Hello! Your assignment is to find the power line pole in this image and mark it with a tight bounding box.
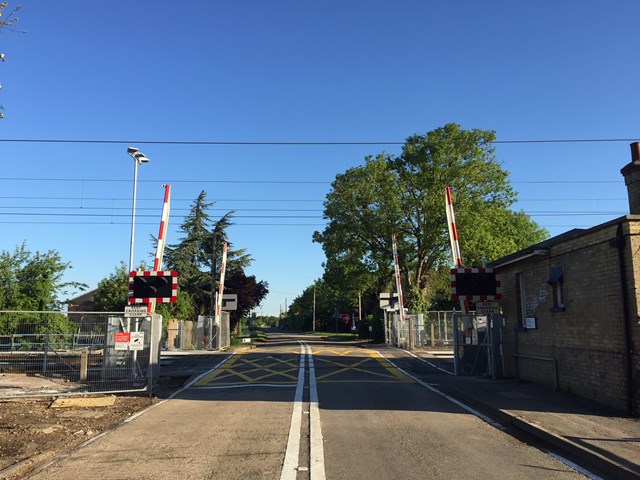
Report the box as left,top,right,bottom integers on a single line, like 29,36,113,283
313,286,316,332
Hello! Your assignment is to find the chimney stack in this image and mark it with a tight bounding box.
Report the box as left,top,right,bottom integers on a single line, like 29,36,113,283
621,142,640,215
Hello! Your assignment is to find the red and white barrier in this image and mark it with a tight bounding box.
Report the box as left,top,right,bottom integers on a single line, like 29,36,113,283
445,186,463,268
391,234,406,323
445,187,469,314
148,184,172,314
214,242,228,323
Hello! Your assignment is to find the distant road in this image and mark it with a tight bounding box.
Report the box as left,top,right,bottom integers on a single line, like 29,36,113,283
29,332,588,480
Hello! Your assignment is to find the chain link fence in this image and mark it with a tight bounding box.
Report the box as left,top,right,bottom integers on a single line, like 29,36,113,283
0,311,162,398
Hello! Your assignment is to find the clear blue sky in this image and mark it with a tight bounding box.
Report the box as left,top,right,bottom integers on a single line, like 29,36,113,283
1,1,638,315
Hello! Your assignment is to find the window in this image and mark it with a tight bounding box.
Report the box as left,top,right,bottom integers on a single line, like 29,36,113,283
548,265,565,311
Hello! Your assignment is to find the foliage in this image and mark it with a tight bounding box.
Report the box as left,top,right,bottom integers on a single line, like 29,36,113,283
162,191,251,316
225,269,268,332
155,291,195,323
0,243,87,311
94,191,267,324
93,260,150,312
93,262,129,312
313,123,548,310
287,278,380,333
0,311,77,337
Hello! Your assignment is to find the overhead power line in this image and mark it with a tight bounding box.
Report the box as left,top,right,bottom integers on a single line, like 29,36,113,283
0,195,324,202
0,195,625,203
0,177,622,185
0,177,330,184
0,137,639,145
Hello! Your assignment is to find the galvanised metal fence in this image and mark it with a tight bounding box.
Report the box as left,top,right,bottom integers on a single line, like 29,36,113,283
0,311,162,398
386,311,457,350
164,313,231,351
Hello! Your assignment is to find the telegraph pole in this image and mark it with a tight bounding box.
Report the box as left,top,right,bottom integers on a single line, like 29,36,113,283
313,286,316,332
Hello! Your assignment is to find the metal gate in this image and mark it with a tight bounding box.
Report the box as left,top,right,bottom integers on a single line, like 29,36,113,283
452,312,504,378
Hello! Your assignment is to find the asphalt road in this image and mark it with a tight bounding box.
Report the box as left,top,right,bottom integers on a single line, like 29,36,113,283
27,333,592,480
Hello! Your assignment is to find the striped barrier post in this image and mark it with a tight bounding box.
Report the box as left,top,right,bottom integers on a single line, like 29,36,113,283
445,187,470,315
391,234,406,324
214,242,228,327
149,184,172,314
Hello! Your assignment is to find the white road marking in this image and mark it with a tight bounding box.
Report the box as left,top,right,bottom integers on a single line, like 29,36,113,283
280,344,306,480
123,352,237,423
379,350,603,479
306,342,326,480
379,353,506,430
403,349,454,375
546,452,604,480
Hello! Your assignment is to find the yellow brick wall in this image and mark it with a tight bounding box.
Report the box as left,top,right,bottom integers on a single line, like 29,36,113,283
499,220,639,415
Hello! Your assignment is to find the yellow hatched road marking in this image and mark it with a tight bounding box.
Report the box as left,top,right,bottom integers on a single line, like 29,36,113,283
314,351,410,382
196,350,300,386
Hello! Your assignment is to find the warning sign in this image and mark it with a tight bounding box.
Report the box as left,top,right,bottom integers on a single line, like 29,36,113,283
114,332,130,351
130,332,144,351
475,301,501,315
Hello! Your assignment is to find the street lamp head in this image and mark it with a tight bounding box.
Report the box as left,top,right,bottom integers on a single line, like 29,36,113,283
129,149,150,164
134,153,150,163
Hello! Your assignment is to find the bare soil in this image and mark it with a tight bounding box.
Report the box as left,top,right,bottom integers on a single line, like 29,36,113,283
0,376,186,479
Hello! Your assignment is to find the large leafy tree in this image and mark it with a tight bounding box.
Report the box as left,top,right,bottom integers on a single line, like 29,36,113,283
314,124,548,310
0,243,86,310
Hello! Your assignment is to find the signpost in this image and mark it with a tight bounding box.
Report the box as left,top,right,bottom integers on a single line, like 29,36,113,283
124,305,149,318
475,301,501,315
217,293,238,311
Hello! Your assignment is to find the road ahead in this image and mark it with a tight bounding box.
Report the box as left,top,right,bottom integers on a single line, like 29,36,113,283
30,333,589,480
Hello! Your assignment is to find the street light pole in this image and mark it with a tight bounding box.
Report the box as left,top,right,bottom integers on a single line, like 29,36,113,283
127,147,150,274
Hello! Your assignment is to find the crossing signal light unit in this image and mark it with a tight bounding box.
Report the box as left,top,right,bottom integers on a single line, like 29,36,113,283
128,271,178,304
451,267,501,301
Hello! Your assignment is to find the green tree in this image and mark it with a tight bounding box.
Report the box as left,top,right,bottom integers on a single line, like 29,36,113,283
314,124,548,310
93,260,152,312
224,269,268,332
0,243,86,311
93,262,130,312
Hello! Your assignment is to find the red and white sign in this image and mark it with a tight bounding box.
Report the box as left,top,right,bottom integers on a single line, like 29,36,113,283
114,332,130,343
114,332,131,351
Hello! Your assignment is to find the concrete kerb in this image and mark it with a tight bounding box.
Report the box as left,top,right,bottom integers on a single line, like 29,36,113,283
435,381,638,480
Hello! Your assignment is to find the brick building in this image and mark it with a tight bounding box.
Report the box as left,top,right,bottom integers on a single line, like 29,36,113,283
488,144,640,416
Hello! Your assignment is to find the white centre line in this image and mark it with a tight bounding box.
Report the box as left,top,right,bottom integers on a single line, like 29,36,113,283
306,342,326,480
280,344,306,480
